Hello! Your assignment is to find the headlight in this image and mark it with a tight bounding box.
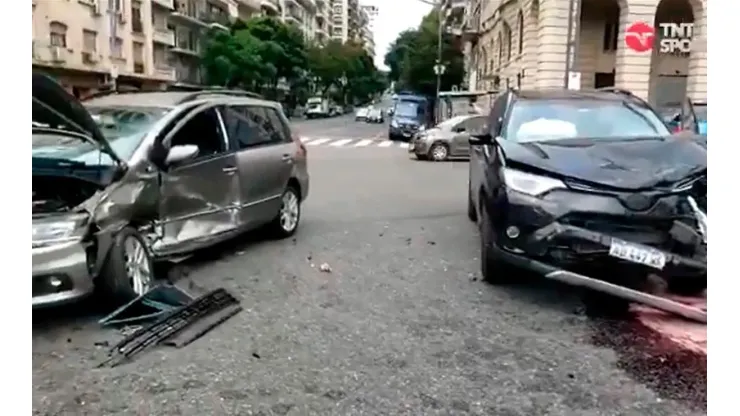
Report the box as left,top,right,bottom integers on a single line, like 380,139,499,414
32,214,88,247
390,119,399,128
502,168,566,197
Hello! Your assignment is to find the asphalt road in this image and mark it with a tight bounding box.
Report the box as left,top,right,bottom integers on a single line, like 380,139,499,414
32,113,705,416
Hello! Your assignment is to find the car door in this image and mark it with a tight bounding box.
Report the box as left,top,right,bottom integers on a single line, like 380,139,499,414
449,120,471,157
222,104,295,229
157,104,242,254
470,94,508,209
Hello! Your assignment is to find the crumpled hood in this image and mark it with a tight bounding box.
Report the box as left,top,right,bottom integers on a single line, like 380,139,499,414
32,72,124,166
499,137,707,190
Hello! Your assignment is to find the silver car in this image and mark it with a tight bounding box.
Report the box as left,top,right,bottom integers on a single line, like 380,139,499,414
32,73,309,308
408,115,488,161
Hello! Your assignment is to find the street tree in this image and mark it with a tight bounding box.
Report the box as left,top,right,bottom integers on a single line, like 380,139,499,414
384,10,464,95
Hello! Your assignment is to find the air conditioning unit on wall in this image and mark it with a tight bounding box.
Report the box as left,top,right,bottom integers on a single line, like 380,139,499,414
82,51,99,63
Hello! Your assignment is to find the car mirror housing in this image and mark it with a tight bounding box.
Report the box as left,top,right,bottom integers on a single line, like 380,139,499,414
469,133,493,145
165,144,199,165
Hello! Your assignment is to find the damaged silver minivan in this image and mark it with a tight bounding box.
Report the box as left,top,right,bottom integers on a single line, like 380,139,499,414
32,73,309,308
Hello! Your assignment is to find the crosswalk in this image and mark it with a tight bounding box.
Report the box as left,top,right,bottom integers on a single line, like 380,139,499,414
301,137,409,149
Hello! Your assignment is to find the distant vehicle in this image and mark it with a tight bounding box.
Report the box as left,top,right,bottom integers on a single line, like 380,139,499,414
468,88,706,307
408,114,487,161
388,94,430,141
355,107,369,121
305,97,333,118
32,73,310,308
436,90,498,123
365,108,384,123
386,106,394,117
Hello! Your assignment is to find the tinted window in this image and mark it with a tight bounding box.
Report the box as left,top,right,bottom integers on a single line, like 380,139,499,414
264,107,292,143
504,99,670,142
222,105,274,149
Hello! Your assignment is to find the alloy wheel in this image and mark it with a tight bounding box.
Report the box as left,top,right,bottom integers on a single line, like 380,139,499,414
280,190,300,232
123,235,152,295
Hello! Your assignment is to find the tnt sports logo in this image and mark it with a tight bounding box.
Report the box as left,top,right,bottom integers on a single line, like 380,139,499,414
625,21,693,53
625,22,655,52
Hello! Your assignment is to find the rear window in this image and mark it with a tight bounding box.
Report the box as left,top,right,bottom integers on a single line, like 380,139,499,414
504,99,670,142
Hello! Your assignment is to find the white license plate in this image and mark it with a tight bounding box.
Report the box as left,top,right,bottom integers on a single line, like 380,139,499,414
608,239,666,270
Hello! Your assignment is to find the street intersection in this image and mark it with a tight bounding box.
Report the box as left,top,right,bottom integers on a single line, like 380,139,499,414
32,111,706,416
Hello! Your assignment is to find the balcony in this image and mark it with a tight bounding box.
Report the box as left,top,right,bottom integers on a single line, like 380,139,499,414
32,42,69,65
201,11,231,31
260,0,280,14
152,0,175,9
155,66,177,81
170,3,208,27
170,37,200,57
153,28,176,46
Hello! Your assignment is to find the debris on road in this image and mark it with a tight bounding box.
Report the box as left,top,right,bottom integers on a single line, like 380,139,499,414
97,288,241,368
319,263,332,273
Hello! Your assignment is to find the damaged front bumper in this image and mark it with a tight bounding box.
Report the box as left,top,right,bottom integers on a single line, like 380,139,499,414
32,240,95,308
488,188,707,281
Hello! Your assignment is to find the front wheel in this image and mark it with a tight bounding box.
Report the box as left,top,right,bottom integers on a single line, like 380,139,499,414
268,185,301,238
98,227,155,305
429,142,449,162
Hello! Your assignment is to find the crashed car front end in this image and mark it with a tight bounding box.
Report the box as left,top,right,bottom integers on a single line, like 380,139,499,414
486,165,707,285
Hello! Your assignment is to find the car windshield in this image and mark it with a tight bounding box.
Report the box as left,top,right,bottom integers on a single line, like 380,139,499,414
436,115,470,130
395,101,422,118
32,106,168,165
504,99,670,143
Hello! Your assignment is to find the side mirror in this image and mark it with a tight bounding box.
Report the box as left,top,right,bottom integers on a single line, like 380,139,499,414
165,144,199,165
469,133,493,146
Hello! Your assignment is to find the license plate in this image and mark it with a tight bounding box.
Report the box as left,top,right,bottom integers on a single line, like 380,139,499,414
608,239,666,270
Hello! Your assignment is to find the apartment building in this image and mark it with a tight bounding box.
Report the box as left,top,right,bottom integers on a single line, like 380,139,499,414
281,0,318,42
32,0,261,96
457,0,706,106
314,0,330,44
359,4,377,56
330,0,362,43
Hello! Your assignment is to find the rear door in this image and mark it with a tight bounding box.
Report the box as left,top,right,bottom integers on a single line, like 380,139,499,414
222,104,295,229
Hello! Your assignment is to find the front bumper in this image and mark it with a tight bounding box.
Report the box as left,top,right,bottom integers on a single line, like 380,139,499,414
389,125,419,140
408,136,430,155
32,240,95,308
487,188,707,279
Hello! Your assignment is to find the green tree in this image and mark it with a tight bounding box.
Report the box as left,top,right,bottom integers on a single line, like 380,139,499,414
201,28,269,89
241,17,308,91
384,10,464,96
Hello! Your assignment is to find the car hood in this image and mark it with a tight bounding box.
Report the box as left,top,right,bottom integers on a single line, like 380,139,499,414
32,72,124,166
499,137,707,190
393,117,420,125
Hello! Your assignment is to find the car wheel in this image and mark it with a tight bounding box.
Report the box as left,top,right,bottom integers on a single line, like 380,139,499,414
98,226,155,306
467,181,477,222
268,185,301,238
415,154,428,161
429,142,449,162
479,202,514,285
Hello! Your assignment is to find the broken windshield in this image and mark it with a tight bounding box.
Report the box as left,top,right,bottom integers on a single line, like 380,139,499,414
32,107,167,165
505,99,670,143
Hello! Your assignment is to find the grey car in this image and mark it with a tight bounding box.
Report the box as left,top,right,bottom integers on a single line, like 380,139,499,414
32,73,309,308
408,115,488,161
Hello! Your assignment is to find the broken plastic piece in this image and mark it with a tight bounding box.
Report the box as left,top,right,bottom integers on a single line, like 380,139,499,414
98,285,194,327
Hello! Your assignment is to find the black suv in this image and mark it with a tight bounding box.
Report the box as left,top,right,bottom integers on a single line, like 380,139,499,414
467,88,707,298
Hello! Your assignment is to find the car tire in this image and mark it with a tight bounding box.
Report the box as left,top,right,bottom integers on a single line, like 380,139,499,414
467,182,477,222
479,202,515,285
429,142,449,162
98,226,155,306
268,185,301,238
415,154,428,161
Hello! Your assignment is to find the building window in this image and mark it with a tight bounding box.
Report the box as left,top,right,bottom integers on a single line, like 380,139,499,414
603,21,618,51
517,11,524,54
82,29,97,52
49,21,67,47
505,26,512,61
132,0,143,33
112,37,124,58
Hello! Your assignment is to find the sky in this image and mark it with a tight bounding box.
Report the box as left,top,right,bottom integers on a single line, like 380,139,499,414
366,0,434,71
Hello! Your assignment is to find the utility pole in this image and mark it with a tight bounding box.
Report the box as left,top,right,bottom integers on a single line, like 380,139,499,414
563,0,582,89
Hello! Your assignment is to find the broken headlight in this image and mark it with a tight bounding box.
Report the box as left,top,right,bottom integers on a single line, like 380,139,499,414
32,213,88,248
503,168,567,197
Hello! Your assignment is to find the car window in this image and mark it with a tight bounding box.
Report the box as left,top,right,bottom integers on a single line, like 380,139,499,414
168,107,227,160
264,107,292,143
503,99,670,142
487,94,508,136
222,105,275,150
465,116,488,134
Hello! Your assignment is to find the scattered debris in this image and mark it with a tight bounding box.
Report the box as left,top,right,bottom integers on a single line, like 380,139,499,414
252,352,261,359
97,288,241,368
427,241,436,245
319,263,332,273
99,285,193,327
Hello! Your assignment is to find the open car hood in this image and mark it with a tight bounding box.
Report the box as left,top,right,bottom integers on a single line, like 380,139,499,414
32,72,124,166
499,137,707,190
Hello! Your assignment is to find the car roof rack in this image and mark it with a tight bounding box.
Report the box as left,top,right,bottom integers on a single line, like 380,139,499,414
176,89,264,104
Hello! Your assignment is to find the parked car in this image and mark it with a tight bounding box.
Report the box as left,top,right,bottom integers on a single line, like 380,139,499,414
355,107,369,121
467,88,707,307
32,73,309,308
408,114,487,161
365,108,384,123
661,98,707,137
